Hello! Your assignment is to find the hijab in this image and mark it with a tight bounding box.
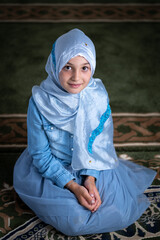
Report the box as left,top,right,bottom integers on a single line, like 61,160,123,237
32,29,118,170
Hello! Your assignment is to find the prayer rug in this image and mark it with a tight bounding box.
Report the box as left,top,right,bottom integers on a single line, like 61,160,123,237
0,183,160,240
0,151,160,239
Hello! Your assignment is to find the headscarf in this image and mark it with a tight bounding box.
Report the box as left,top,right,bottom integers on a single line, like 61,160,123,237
32,29,118,170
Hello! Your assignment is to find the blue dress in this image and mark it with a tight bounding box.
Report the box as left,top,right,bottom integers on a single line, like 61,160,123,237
13,98,156,236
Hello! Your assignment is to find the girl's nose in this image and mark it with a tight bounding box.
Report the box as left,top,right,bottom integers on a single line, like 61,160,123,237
72,69,80,81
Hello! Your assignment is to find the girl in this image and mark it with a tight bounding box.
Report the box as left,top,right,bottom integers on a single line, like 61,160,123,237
13,29,157,236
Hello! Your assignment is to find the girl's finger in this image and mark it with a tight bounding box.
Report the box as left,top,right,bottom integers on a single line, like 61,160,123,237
90,193,96,204
80,197,96,211
92,200,101,212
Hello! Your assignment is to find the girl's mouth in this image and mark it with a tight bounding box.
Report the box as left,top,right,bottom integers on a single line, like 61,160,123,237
68,84,81,88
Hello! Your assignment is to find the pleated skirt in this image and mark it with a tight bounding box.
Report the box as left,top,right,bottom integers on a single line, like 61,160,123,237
13,148,156,236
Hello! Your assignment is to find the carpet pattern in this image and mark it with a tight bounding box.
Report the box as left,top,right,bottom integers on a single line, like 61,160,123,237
0,113,160,148
0,113,160,238
0,4,160,22
0,157,160,239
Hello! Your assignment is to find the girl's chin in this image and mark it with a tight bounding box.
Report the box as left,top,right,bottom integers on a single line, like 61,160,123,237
68,89,81,94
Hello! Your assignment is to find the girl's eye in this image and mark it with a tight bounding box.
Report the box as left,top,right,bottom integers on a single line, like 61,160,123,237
82,66,88,71
64,65,71,70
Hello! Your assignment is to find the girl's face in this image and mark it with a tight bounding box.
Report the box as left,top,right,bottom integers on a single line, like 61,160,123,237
59,56,91,94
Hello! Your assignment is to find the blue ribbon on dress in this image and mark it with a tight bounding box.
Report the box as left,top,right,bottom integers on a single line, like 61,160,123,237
88,103,111,154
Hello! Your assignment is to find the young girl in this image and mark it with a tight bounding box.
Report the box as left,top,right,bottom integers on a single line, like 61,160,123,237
13,29,157,236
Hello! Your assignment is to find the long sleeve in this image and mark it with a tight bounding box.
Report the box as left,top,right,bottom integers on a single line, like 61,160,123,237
27,97,75,188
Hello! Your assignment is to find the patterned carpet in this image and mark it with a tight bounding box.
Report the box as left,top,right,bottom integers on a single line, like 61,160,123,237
0,113,160,148
0,113,160,239
0,3,160,22
0,155,160,240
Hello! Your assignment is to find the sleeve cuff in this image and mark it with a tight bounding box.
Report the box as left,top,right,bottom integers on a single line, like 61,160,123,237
53,170,75,188
79,169,100,180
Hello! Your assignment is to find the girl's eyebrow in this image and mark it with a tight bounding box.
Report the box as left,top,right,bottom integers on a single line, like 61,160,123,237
66,62,90,65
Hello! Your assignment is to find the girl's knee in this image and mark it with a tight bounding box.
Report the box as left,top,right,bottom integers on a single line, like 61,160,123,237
40,215,85,236
67,216,85,236
58,216,85,236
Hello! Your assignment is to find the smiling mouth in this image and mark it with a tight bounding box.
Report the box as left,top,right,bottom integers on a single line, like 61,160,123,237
68,83,82,88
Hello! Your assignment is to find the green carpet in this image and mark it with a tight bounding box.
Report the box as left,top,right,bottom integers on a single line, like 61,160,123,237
0,22,160,113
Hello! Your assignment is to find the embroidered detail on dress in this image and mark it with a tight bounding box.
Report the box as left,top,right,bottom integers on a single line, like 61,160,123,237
88,103,111,154
51,42,56,70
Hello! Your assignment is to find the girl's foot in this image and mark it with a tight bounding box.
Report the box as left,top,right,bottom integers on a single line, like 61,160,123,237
155,167,160,179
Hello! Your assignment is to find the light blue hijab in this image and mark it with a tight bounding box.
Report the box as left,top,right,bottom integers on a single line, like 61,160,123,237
32,29,118,170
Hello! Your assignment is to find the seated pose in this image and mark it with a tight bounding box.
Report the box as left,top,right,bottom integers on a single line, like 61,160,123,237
14,29,157,236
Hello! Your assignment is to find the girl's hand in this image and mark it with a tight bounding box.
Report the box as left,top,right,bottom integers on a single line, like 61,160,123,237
65,180,96,212
84,176,101,212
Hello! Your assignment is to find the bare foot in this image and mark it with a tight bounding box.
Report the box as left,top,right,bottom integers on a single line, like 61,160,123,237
155,167,160,179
